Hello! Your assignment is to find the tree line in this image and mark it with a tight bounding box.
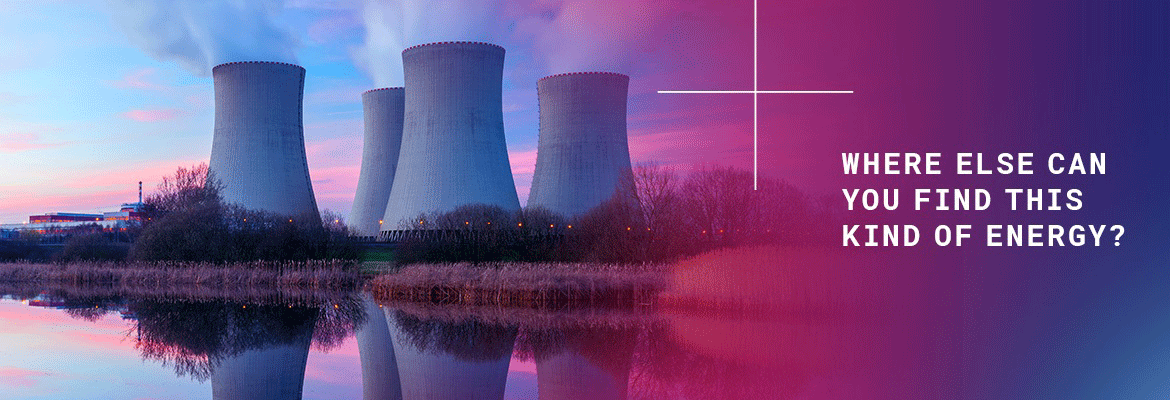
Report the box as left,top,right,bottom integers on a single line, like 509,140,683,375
394,164,839,264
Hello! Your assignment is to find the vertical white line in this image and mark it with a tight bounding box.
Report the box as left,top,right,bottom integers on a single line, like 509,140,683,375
753,0,759,190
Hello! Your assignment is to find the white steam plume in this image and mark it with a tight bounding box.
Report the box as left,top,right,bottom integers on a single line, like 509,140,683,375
353,0,504,87
108,0,300,76
518,0,669,75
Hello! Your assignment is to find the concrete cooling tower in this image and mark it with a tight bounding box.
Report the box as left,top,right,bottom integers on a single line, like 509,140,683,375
526,72,632,217
209,61,319,218
349,88,405,236
381,42,520,233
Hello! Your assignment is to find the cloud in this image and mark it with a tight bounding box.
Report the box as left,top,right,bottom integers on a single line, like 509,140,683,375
0,367,52,388
109,68,166,91
0,132,73,153
307,15,362,44
508,147,537,205
508,147,538,175
513,0,675,74
107,0,299,75
122,108,185,122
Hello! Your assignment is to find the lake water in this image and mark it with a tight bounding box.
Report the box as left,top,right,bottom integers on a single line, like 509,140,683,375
0,288,800,399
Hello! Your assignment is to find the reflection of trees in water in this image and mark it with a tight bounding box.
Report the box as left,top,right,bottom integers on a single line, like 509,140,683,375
58,295,123,322
130,297,364,381
388,310,517,361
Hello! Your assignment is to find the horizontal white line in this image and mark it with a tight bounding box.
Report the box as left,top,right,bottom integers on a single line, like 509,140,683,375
658,90,854,94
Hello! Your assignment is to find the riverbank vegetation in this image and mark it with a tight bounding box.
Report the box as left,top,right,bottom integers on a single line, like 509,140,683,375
370,262,665,308
392,164,838,264
0,260,363,291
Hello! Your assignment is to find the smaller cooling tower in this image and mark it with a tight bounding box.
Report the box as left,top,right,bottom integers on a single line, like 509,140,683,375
349,88,406,236
381,42,520,232
527,72,632,217
209,61,319,218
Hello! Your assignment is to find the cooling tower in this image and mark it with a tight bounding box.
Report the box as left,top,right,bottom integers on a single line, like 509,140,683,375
211,325,314,400
526,72,632,217
381,42,520,232
209,61,319,218
356,294,402,400
386,312,515,400
349,88,406,236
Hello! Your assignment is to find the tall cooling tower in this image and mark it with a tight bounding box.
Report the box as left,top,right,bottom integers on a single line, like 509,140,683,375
527,72,632,217
209,61,319,218
349,88,405,236
381,42,520,232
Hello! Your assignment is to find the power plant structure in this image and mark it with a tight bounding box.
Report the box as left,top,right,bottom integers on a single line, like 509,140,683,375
526,72,633,217
380,42,520,234
349,87,406,236
209,61,319,218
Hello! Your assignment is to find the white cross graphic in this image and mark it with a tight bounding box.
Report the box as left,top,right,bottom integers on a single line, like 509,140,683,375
658,0,854,189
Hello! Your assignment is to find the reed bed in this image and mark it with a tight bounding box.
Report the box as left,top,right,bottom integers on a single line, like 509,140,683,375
0,260,364,298
369,262,667,309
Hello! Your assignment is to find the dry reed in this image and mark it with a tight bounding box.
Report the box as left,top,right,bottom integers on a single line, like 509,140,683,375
0,260,364,302
369,262,667,309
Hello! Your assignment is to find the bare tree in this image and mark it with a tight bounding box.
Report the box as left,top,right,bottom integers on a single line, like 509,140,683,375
145,163,221,215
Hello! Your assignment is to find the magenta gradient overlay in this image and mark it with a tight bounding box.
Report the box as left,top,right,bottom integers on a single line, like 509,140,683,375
654,0,1170,398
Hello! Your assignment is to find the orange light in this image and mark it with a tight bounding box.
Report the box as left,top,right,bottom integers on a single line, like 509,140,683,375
289,219,293,222
518,223,523,227
626,227,631,231
378,220,383,224
549,224,554,228
567,225,572,229
465,221,469,225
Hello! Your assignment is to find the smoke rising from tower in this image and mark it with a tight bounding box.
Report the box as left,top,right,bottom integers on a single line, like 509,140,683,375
109,0,298,75
354,0,504,87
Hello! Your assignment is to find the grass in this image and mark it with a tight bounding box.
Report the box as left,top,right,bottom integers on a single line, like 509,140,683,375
369,262,667,309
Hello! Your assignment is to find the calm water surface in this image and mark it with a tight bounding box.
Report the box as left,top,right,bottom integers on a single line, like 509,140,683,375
0,288,798,399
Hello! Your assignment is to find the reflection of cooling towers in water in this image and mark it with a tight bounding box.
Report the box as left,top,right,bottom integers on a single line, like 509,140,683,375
533,328,636,400
386,311,516,400
209,61,319,217
527,72,632,217
381,42,520,232
211,336,314,400
349,88,406,236
355,295,402,400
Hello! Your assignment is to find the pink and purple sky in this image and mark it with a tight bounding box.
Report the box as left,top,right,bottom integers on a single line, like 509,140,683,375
0,0,861,223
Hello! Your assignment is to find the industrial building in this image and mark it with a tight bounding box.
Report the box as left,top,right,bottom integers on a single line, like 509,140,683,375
527,72,634,217
209,61,319,219
0,202,145,238
348,88,405,237
380,42,521,234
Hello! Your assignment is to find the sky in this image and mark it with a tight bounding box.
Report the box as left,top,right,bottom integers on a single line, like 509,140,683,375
0,0,861,223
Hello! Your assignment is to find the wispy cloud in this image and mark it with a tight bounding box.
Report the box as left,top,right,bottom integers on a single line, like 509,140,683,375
109,67,166,91
0,132,73,153
122,108,186,122
508,147,538,175
0,367,52,388
508,147,537,205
